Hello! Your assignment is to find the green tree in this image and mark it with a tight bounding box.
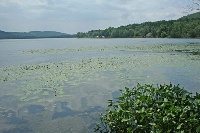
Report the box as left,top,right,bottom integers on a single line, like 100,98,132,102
77,12,200,38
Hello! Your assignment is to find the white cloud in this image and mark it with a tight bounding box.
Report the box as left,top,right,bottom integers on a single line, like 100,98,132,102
0,0,193,33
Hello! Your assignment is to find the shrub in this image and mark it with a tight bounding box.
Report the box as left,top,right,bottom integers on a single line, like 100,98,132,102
94,84,200,133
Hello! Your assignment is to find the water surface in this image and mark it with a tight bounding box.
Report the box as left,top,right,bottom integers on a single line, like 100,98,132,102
0,38,200,133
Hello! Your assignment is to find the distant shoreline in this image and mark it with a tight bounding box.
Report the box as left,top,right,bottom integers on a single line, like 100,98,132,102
0,36,77,40
1,37,200,40
0,30,77,39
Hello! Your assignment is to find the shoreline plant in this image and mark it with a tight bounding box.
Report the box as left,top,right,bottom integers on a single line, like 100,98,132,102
94,83,200,133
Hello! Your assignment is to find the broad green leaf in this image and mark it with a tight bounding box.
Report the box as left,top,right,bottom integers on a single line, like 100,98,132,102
182,95,186,101
121,118,129,122
196,126,200,132
164,98,168,102
177,123,183,130
95,83,200,132
141,107,145,112
149,123,156,126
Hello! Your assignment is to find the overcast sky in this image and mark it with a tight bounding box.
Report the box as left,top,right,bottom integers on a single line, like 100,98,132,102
0,0,196,34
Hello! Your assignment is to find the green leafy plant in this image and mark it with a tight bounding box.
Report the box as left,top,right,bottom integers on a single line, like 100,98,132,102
94,84,200,133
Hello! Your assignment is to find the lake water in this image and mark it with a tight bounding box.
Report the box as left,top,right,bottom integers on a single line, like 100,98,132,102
0,38,200,133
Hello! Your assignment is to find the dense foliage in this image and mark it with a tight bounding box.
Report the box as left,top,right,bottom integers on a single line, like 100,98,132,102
78,12,200,38
95,84,200,133
180,11,200,19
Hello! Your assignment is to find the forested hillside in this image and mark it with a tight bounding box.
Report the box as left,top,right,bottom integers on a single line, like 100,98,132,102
0,31,76,39
180,11,200,19
0,30,17,39
77,12,200,38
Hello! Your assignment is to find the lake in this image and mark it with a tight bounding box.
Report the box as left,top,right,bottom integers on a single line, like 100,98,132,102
0,38,200,133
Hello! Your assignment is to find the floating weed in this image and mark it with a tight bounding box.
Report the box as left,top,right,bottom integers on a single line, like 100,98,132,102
57,90,64,95
20,43,200,56
20,96,30,102
29,96,39,101
37,98,54,103
46,99,54,103
38,98,46,103
1,43,200,102
42,91,50,96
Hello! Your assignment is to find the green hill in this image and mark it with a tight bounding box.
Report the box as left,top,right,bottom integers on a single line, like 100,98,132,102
77,11,200,38
0,31,76,39
0,30,17,39
179,11,200,19
26,31,70,38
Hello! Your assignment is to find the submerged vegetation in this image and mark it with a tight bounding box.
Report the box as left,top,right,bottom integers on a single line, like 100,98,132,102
95,84,200,133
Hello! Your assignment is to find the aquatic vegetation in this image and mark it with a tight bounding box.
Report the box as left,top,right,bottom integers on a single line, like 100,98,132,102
19,95,30,102
38,98,46,103
20,43,200,55
95,84,200,133
41,91,49,96
0,43,200,102
0,42,200,133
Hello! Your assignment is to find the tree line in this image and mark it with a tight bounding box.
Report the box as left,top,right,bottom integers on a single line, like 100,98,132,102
77,12,200,38
0,30,76,39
